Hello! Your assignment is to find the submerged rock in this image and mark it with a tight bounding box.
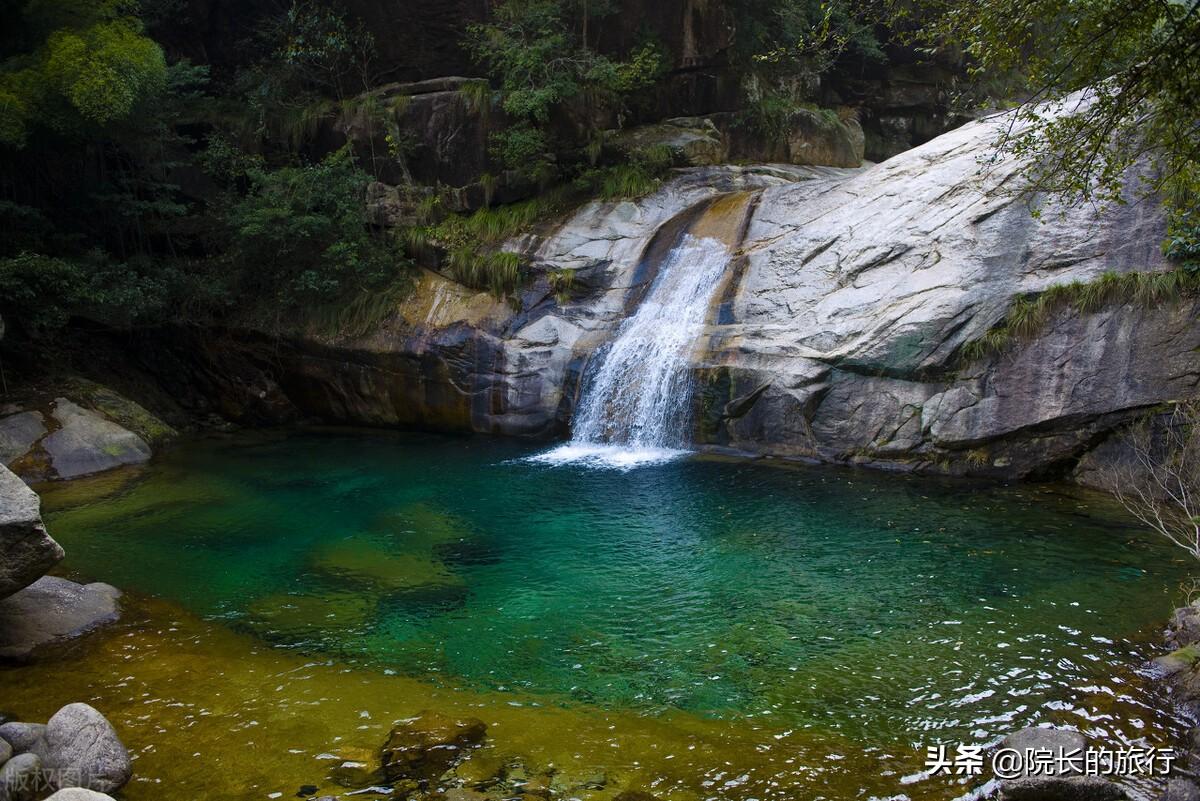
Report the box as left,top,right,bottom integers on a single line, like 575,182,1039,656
0,465,63,600
0,577,120,663
381,712,487,782
41,703,131,794
311,540,465,598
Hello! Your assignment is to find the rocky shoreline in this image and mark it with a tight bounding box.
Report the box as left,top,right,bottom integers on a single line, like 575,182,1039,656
0,464,130,800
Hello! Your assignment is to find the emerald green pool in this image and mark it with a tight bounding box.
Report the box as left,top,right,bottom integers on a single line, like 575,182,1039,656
39,429,1190,795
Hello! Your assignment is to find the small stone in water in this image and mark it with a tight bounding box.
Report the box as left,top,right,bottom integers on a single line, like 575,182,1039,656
296,785,318,797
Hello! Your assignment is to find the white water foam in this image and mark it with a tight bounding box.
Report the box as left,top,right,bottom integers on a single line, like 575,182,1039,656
532,234,731,470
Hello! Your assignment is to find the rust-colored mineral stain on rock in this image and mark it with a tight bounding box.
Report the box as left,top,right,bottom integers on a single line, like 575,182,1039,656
686,191,756,249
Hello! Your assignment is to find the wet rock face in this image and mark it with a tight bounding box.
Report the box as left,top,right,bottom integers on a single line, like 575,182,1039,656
0,465,63,600
142,166,799,442
380,712,487,782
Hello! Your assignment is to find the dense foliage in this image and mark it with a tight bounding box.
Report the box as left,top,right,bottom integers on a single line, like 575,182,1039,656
0,0,1196,350
0,0,403,341
466,0,667,178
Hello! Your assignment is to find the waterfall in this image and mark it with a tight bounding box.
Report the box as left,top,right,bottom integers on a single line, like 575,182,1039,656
533,233,734,469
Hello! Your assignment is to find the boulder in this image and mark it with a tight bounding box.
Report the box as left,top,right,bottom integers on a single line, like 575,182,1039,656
0,413,46,466
0,578,120,662
41,399,151,480
41,704,131,794
0,466,63,599
0,752,45,801
1168,603,1200,649
381,712,487,781
45,790,117,801
0,738,10,767
784,109,864,167
996,727,1124,801
0,724,44,757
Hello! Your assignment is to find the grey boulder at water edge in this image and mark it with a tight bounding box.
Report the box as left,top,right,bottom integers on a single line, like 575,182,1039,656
172,105,1194,482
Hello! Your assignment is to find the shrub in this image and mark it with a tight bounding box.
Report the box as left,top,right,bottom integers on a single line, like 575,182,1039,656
220,147,404,309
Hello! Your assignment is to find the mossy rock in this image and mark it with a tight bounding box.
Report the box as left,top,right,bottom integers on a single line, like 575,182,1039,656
61,377,177,446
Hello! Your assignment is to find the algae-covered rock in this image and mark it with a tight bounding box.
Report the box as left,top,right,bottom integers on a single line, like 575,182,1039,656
57,377,177,448
608,118,727,167
450,753,506,787
311,539,465,595
1153,644,1200,677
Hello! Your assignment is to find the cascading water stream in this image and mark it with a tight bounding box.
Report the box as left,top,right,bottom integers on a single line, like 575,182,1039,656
534,233,735,469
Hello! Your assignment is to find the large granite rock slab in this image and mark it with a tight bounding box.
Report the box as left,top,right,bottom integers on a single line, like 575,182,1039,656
0,465,63,599
40,399,151,480
0,577,120,662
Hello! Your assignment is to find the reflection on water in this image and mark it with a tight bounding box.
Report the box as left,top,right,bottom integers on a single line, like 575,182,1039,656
4,429,1190,800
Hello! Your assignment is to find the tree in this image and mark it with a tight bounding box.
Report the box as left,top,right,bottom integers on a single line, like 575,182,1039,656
466,0,665,174
217,146,401,310
0,1,168,147
895,0,1200,218
1099,403,1200,561
275,0,377,100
